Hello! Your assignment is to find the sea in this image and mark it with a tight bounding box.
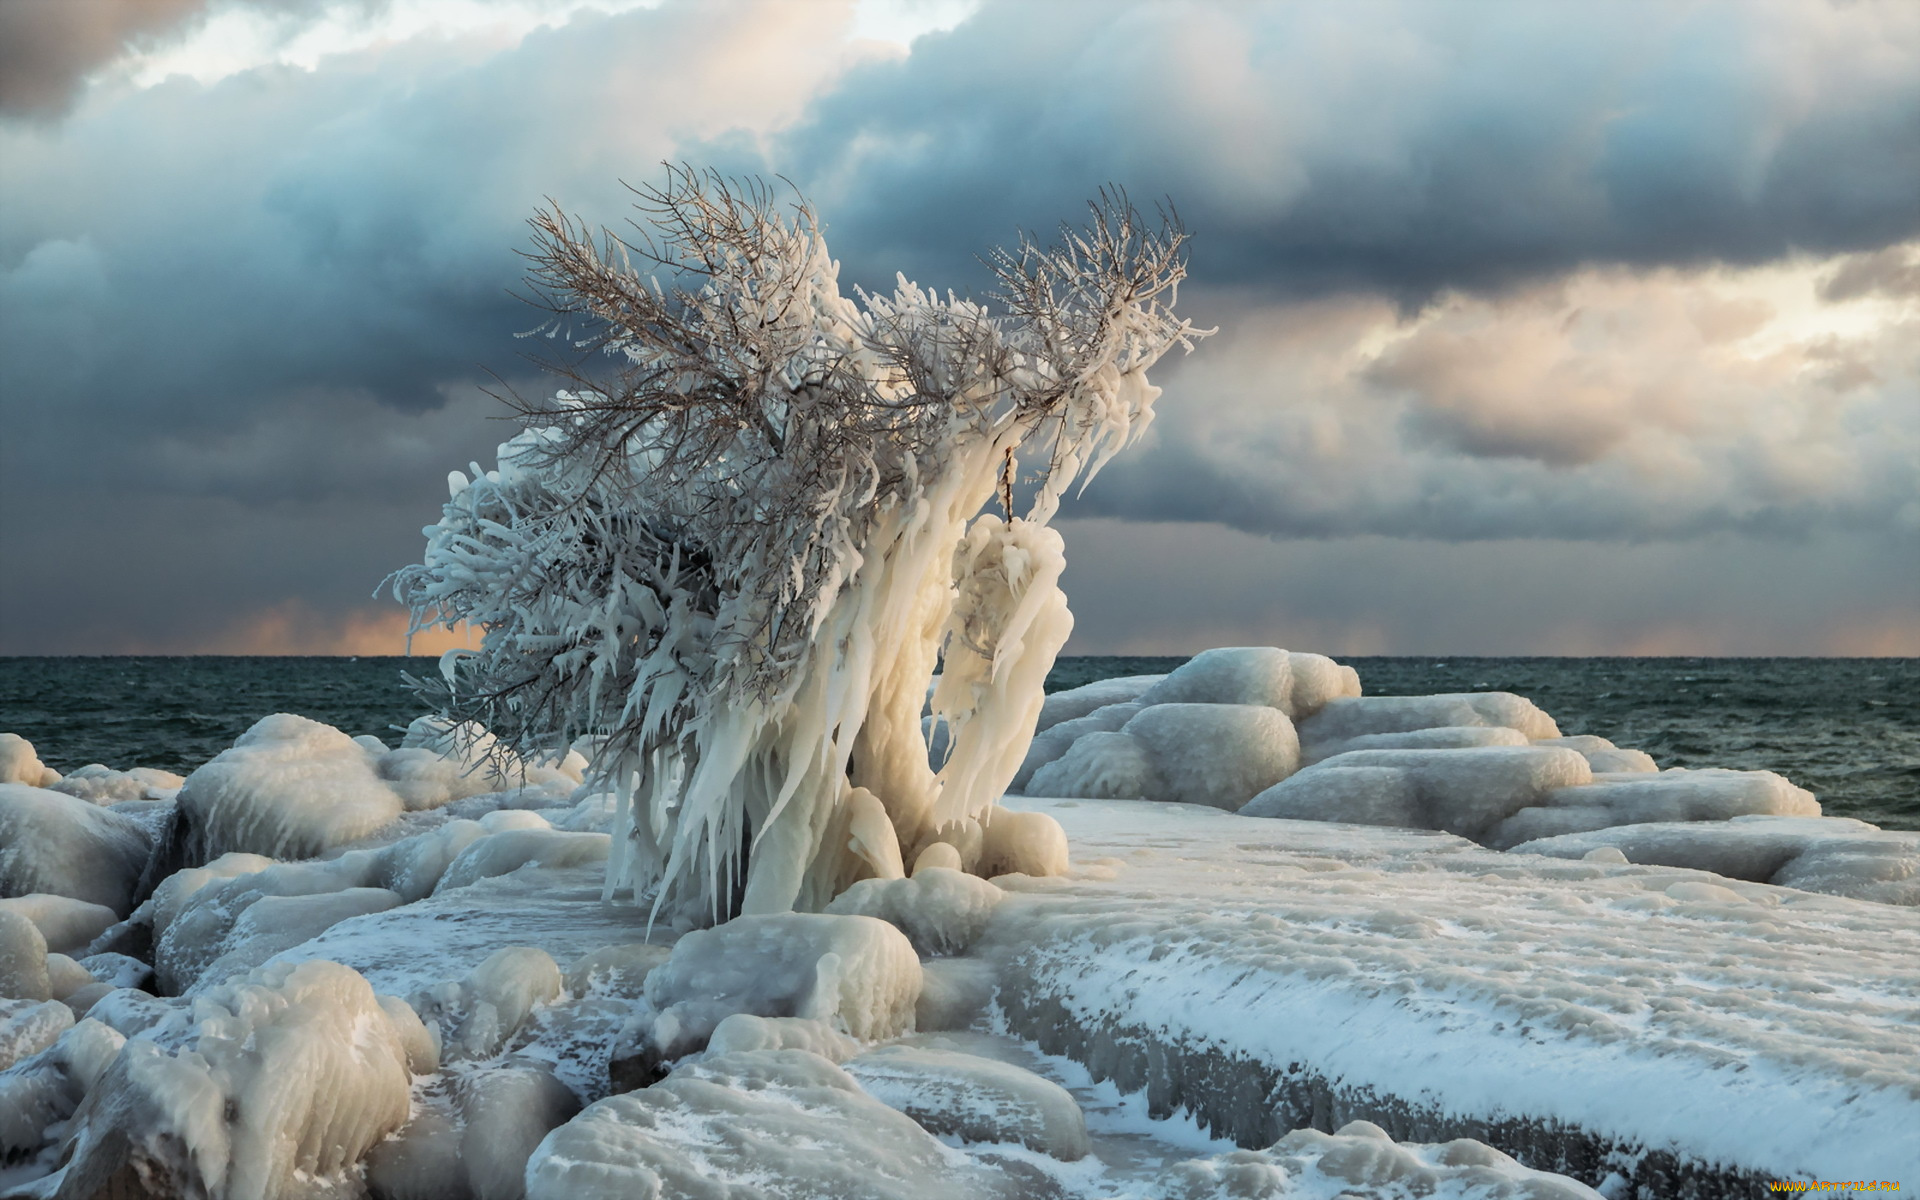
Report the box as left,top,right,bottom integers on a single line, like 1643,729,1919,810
2,655,1915,831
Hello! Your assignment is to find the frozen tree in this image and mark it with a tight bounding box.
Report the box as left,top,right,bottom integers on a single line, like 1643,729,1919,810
392,167,1205,922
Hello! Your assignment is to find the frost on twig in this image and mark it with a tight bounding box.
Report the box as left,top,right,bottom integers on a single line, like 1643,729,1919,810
391,165,1207,923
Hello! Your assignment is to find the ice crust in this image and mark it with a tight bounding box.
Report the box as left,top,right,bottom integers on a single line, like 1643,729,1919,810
984,796,1920,1188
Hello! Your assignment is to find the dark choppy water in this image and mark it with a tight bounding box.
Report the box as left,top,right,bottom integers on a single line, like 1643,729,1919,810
2,655,1915,830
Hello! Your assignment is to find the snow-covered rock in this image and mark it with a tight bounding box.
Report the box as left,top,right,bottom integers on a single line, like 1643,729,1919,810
526,1049,1013,1200
0,784,153,914
845,1043,1091,1159
1513,815,1920,906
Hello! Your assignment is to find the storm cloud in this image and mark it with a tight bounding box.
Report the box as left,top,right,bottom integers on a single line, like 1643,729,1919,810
2,0,1916,654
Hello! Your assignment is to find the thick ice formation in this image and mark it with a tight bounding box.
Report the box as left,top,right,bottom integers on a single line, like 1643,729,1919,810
48,765,184,807
983,796,1920,1187
1153,1120,1603,1200
845,1043,1091,1159
1514,815,1920,906
0,785,154,914
617,913,920,1083
0,737,60,789
1019,648,1356,808
825,866,1004,956
0,897,117,959
1243,745,1596,841
1487,768,1819,849
19,960,413,1200
526,1049,1012,1200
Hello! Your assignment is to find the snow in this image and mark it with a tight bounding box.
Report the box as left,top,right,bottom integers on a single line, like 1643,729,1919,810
982,795,1920,1185
1513,815,1920,906
0,785,154,915
845,1043,1093,1159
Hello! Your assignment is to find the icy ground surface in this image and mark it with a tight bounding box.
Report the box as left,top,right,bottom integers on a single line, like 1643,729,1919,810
985,796,1920,1185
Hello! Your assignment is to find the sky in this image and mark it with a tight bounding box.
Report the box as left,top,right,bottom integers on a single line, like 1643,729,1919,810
1,0,1916,656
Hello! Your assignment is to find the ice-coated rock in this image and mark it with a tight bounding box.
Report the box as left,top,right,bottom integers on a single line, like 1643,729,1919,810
1490,767,1820,849
1513,815,1920,906
0,784,154,914
433,828,611,894
49,764,185,806
914,958,998,1032
177,713,407,859
826,867,1004,956
1533,735,1659,774
1244,745,1593,842
705,1013,860,1061
1,908,51,1002
0,895,119,956
563,942,672,999
1155,1120,1602,1199
616,913,920,1085
1028,704,1300,810
412,945,564,1063
1299,692,1561,750
1012,701,1142,791
1034,674,1164,733
25,959,412,1200
977,807,1071,878
457,1063,581,1200
0,735,61,788
526,1049,1009,1200
1137,647,1295,710
845,1044,1091,1159
0,998,73,1070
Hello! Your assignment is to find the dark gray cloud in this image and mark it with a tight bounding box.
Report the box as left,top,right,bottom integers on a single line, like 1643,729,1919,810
769,0,1920,301
2,0,1917,654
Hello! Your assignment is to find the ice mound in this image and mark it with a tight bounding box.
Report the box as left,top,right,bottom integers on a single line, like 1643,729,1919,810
844,1044,1090,1160
1136,647,1359,718
49,765,185,806
173,714,584,864
706,1013,860,1061
0,735,61,788
1489,767,1820,849
22,959,412,1200
0,998,73,1069
411,945,563,1063
177,714,409,859
1155,1120,1601,1199
613,913,920,1087
1297,692,1560,759
1513,815,1920,906
0,784,154,914
1030,704,1298,810
1034,675,1163,732
0,1015,123,1169
1013,701,1142,791
1243,745,1594,842
1533,735,1658,774
0,896,118,957
526,1049,1009,1200
825,867,1004,955
433,828,610,894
